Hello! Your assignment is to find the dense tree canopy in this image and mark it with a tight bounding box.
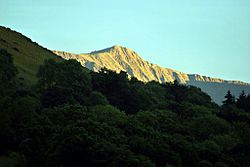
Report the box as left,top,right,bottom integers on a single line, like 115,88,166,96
37,59,92,107
0,50,250,167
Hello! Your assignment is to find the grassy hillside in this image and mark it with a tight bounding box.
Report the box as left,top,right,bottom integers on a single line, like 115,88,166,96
0,26,61,84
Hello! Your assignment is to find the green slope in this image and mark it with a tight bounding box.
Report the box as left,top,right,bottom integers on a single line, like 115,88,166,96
0,26,61,84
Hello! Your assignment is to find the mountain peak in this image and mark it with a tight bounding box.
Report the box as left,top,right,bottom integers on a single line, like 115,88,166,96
53,46,250,104
90,45,134,55
110,45,134,53
111,45,124,50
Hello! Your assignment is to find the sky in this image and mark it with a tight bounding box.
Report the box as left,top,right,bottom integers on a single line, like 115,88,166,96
1,0,250,82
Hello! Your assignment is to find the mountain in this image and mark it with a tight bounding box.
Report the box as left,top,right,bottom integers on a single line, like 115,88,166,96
0,26,61,84
1,26,249,104
54,45,250,104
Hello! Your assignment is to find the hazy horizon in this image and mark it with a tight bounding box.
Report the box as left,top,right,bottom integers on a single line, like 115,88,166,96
1,0,250,82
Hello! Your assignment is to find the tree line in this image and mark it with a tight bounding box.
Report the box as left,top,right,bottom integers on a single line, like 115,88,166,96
0,49,250,167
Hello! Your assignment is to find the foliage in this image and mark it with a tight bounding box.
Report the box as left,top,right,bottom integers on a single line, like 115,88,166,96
37,59,92,106
1,54,250,167
222,90,235,106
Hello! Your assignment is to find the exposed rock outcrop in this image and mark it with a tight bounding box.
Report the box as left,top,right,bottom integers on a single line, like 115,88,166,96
53,45,250,104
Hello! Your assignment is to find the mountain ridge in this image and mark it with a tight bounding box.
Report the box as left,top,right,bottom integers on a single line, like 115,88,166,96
53,45,250,85
53,45,250,104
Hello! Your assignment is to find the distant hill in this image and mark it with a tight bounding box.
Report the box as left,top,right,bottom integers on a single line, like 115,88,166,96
0,26,61,84
54,45,250,104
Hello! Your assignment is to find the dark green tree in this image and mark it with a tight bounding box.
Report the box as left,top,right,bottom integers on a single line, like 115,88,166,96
222,90,235,106
236,91,247,111
88,91,109,106
37,59,92,106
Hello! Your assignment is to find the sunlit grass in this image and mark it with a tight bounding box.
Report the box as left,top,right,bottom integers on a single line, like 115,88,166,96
0,26,61,85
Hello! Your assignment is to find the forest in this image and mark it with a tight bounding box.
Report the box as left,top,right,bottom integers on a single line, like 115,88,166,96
0,48,250,167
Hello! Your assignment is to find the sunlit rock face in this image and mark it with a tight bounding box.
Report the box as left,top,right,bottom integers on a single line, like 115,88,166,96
53,45,250,104
54,45,190,84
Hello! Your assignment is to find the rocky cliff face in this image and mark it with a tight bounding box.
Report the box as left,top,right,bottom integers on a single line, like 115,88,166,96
53,46,190,83
53,45,250,104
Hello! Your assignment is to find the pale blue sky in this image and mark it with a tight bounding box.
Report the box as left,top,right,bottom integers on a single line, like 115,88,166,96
1,0,250,82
